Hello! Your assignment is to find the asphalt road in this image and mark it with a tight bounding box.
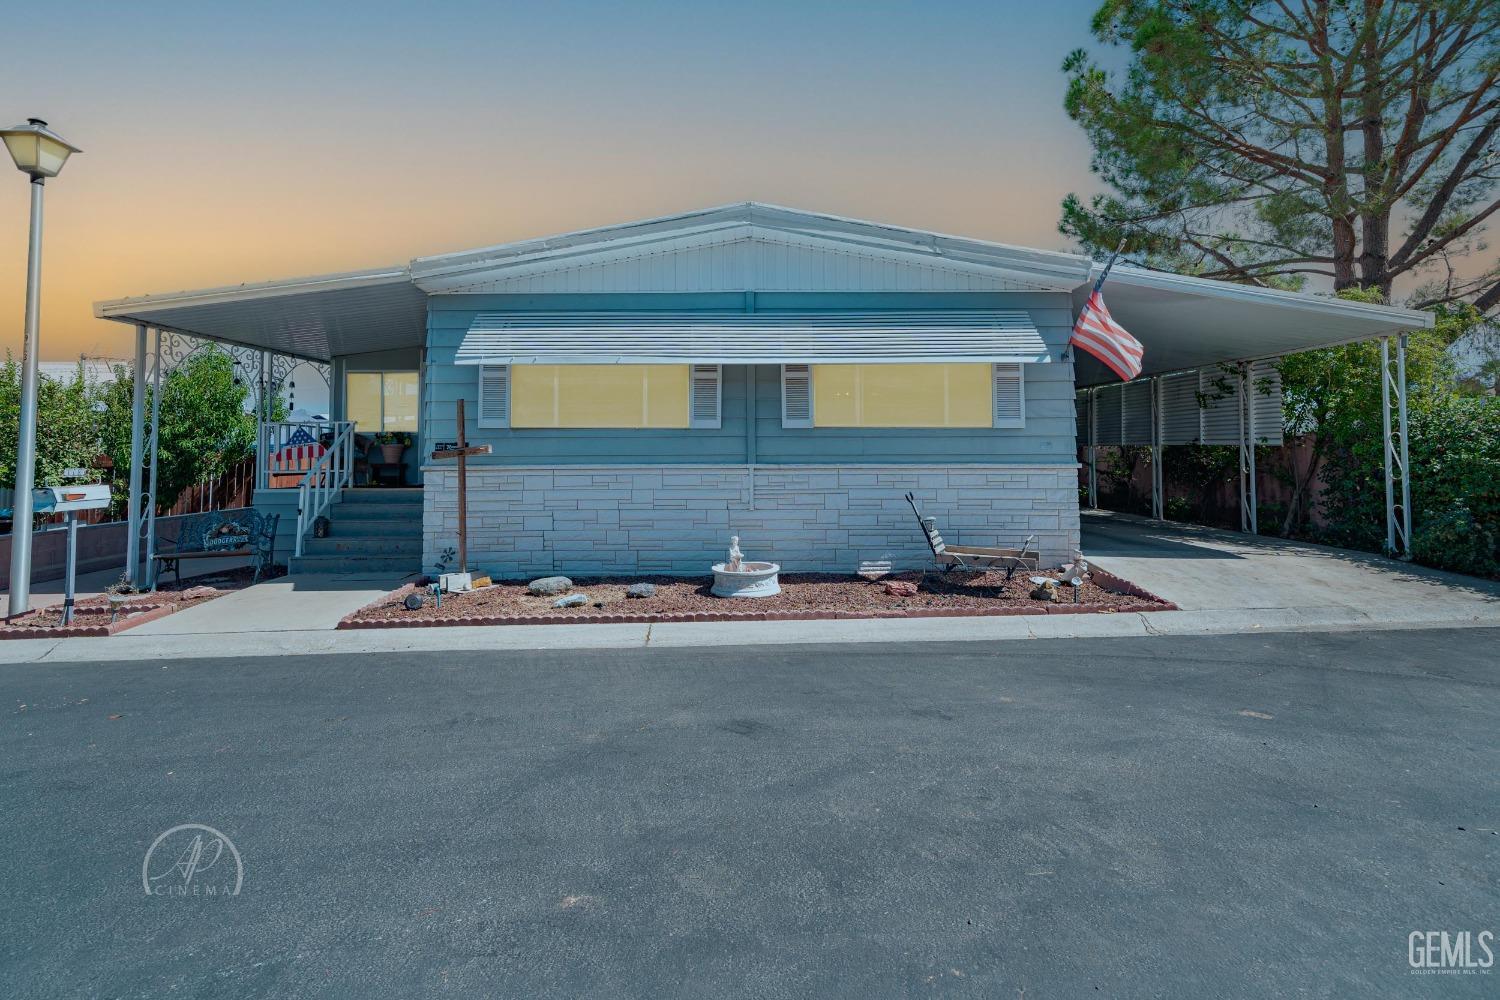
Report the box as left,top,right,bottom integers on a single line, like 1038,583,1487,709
2,628,1497,998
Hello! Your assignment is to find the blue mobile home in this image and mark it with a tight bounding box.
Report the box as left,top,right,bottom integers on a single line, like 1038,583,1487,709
95,203,1431,579
413,205,1086,575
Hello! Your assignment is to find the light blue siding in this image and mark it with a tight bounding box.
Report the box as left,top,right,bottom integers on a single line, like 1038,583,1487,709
423,293,1078,467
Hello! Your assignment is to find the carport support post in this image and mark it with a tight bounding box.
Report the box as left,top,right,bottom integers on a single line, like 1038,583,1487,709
144,329,164,590
1237,362,1257,535
1150,376,1163,520
1091,389,1100,510
124,323,148,586
1381,335,1413,557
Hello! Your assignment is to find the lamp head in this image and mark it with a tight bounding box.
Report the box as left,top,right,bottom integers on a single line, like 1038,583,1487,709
0,118,81,179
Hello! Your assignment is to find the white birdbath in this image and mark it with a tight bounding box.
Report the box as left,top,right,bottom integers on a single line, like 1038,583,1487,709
711,561,781,598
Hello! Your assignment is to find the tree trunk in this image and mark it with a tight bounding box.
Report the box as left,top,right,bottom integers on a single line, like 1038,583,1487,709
1280,434,1326,536
1358,1,1391,299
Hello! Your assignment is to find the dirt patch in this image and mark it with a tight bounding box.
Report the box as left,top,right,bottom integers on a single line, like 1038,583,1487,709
340,568,1175,629
0,565,282,639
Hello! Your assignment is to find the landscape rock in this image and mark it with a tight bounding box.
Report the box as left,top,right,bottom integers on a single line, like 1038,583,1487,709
882,580,919,597
553,593,589,608
1029,581,1059,602
528,576,573,596
180,586,220,601
625,583,656,599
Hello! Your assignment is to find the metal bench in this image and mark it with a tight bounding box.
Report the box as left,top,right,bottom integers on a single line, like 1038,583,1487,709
904,492,1038,579
153,509,279,586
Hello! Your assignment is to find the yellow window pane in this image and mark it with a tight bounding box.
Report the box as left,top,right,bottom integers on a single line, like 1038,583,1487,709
811,363,992,427
557,366,639,428
509,365,689,428
641,365,689,429
944,364,994,426
812,365,860,426
346,372,382,432
383,371,419,432
858,365,950,427
511,365,560,428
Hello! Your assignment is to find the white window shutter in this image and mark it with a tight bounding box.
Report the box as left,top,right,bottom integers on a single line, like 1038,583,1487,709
477,364,509,428
689,364,721,429
992,363,1025,428
781,364,813,428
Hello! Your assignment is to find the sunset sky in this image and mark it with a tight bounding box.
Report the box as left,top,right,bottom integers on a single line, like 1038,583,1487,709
0,1,1109,362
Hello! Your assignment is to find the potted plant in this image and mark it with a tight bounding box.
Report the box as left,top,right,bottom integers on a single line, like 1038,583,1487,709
376,431,412,465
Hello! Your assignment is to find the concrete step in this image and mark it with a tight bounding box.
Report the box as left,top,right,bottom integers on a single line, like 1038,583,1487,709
325,516,423,536
332,502,423,518
288,553,420,575
337,488,423,505
302,536,423,557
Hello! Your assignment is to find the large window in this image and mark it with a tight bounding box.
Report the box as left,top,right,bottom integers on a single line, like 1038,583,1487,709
346,371,418,433
510,365,691,429
782,363,1024,429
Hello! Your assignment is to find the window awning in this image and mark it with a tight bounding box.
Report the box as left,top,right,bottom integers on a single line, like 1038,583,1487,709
453,311,1051,365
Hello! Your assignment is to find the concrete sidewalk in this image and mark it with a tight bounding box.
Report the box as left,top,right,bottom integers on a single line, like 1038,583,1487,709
1,513,1495,664
127,572,410,636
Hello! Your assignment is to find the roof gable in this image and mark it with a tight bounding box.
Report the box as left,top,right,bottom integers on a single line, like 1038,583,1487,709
409,203,1091,295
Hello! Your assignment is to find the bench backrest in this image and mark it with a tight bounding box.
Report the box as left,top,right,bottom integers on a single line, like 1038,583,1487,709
176,509,279,554
904,492,946,556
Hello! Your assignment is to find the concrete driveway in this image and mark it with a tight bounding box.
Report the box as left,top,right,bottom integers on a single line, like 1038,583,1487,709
1082,510,1500,619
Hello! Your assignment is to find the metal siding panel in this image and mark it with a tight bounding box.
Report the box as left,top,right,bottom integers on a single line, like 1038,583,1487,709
1159,370,1202,444
1199,366,1242,445
1250,358,1284,445
1094,384,1124,445
1120,379,1154,444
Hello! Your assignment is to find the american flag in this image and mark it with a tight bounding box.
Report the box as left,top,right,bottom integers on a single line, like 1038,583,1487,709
1071,287,1144,382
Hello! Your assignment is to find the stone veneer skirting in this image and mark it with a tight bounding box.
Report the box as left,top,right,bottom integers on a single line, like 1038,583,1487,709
421,464,1081,578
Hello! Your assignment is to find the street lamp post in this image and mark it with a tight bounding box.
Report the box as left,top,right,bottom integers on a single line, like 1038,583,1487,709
2,119,80,616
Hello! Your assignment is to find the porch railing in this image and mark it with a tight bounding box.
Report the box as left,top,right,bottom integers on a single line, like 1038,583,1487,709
294,422,357,558
258,419,354,490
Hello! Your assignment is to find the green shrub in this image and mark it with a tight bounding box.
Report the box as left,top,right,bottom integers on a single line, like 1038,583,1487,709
1409,504,1499,577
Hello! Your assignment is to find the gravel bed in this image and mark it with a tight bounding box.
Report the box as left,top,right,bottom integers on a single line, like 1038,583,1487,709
343,569,1173,627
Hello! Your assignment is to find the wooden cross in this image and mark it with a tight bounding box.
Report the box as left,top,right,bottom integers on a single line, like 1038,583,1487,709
430,398,492,574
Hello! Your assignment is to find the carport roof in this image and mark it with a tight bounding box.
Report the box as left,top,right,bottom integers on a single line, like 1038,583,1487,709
1072,264,1433,387
92,204,1434,370
93,266,427,362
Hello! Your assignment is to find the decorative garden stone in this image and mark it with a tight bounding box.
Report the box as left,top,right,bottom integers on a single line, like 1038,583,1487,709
554,593,589,608
883,580,918,597
625,583,656,599
529,576,573,596
1029,578,1059,602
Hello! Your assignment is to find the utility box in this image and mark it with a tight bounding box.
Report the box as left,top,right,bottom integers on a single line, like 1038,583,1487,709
33,484,112,513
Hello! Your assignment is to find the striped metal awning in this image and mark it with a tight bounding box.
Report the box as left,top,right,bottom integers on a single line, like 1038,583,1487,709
453,311,1050,365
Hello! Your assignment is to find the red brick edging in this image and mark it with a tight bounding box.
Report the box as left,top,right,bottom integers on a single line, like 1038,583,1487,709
0,600,182,640
337,581,1178,631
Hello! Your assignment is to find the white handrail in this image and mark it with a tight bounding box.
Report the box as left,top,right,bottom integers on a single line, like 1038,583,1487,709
294,423,356,558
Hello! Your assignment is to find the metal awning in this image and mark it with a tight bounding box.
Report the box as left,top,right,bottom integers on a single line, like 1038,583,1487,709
453,311,1051,365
